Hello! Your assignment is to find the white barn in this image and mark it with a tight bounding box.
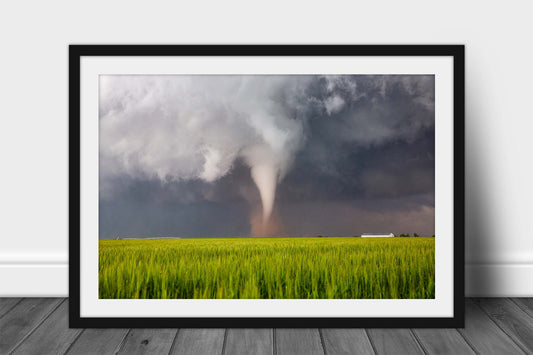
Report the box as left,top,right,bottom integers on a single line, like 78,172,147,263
361,233,395,238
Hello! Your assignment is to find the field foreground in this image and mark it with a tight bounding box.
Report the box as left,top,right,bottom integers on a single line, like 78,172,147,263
99,237,434,299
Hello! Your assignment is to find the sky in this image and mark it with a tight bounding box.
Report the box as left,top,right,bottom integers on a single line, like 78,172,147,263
99,75,435,238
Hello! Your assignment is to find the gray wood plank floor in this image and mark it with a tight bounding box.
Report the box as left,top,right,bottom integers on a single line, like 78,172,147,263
0,298,531,354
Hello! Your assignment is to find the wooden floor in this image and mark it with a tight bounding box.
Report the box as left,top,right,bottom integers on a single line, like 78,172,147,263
1,299,533,354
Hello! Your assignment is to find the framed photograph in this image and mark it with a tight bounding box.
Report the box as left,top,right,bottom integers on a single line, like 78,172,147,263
70,45,464,327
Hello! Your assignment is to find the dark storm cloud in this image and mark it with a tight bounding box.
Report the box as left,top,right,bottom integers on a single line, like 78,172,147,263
278,126,434,202
277,75,434,202
99,75,435,238
100,160,261,238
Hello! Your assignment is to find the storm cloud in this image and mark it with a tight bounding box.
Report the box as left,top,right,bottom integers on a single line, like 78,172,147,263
99,75,435,238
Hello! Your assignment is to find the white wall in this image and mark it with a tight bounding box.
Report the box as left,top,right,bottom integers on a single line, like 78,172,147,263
1,0,532,296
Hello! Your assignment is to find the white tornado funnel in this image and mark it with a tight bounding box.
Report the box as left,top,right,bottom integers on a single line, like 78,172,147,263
250,163,278,223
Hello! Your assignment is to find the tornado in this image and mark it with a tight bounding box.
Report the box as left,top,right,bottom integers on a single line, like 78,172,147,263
99,75,311,235
250,163,278,223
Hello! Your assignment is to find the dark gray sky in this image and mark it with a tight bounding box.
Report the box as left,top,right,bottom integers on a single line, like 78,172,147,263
99,75,434,238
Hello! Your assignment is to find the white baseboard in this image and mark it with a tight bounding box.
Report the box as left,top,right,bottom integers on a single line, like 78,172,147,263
1,263,532,297
465,263,533,297
0,264,68,297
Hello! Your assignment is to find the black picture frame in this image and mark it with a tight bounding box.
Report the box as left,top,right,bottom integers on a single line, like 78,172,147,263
69,45,465,328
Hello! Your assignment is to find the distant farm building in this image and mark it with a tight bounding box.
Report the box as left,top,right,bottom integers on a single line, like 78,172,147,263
361,233,395,238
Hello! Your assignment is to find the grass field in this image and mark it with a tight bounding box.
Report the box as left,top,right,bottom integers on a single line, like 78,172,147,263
99,237,434,299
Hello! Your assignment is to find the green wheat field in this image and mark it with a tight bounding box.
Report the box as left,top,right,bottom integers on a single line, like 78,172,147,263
99,237,435,299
